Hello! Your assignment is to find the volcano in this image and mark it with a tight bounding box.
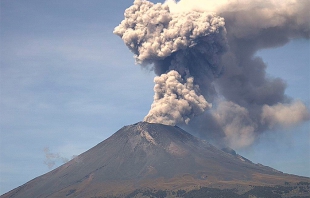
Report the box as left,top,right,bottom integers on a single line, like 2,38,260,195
2,122,309,198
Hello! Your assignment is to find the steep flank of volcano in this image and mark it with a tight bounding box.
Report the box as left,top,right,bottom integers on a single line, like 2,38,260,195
2,122,309,198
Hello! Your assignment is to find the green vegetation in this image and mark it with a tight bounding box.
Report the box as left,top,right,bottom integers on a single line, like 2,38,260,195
123,182,310,198
242,186,282,198
183,187,240,198
124,189,167,198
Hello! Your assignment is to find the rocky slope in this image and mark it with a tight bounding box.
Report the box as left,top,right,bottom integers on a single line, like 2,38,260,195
2,122,309,197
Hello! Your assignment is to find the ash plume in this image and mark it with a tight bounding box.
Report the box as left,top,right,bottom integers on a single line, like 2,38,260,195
114,0,227,125
144,70,210,125
114,0,310,149
43,147,72,169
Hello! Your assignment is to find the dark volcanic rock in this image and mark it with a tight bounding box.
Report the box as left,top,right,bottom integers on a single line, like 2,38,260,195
2,122,309,198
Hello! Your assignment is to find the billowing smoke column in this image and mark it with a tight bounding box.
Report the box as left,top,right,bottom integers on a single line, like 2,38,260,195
43,147,77,169
114,0,310,149
145,71,210,125
44,147,69,169
114,0,227,125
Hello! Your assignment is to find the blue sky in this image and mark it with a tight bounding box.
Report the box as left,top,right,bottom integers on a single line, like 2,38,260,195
0,0,309,195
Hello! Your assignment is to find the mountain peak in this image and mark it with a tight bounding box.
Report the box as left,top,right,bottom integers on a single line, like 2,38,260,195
2,122,309,198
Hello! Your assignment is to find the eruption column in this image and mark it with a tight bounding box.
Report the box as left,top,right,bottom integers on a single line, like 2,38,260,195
115,0,309,149
144,70,210,125
114,0,228,125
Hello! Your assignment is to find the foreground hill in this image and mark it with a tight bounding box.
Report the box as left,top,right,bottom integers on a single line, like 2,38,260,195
2,122,309,197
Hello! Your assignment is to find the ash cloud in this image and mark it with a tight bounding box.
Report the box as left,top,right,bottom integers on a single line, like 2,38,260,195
43,147,75,169
261,101,309,129
144,70,210,125
114,0,310,149
114,0,228,125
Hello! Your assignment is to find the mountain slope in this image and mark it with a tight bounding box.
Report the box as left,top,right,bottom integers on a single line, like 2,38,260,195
2,122,309,197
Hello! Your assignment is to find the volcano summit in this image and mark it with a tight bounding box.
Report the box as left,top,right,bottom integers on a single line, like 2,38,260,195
2,122,309,198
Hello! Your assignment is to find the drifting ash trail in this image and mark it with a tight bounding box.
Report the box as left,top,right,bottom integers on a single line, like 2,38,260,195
114,0,310,149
